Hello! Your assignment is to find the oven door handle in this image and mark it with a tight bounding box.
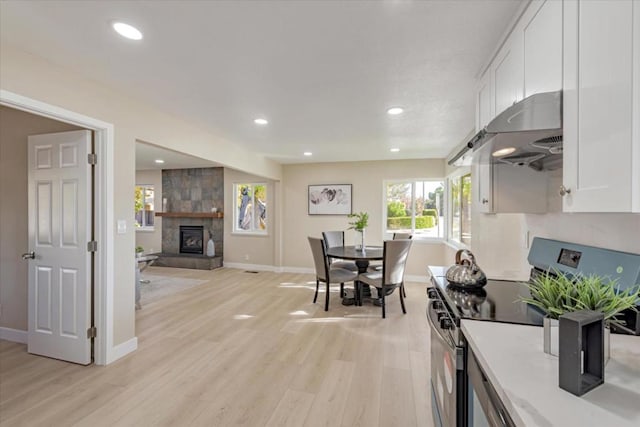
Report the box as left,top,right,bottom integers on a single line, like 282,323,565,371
426,301,456,351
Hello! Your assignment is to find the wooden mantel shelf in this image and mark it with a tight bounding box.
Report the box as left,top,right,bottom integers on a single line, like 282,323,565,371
155,212,223,218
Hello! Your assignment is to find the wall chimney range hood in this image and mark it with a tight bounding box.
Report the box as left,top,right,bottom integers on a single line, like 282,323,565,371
449,91,563,171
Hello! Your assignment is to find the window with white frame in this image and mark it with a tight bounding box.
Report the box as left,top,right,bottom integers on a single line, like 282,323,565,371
448,172,472,246
234,183,267,234
134,185,155,230
384,180,445,239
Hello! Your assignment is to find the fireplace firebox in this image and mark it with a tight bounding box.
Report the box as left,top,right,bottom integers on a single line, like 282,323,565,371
179,225,204,254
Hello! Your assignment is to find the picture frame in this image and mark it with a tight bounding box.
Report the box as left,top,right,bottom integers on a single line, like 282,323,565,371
308,184,352,215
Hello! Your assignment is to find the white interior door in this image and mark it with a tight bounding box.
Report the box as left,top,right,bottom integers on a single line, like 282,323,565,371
26,130,93,365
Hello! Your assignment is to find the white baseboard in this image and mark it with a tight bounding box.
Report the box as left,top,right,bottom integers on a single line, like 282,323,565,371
223,264,427,282
107,337,138,364
223,262,279,272
0,327,28,344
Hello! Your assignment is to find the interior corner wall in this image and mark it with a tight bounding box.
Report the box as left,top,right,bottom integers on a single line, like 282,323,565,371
223,168,277,266
1,45,282,347
469,168,640,281
135,169,162,255
281,159,447,277
0,106,81,331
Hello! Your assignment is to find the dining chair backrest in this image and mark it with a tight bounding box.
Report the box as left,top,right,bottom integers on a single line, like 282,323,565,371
383,239,413,285
322,231,345,249
392,232,412,240
308,237,329,282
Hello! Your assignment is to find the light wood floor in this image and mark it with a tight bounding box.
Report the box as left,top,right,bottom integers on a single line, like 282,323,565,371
0,267,434,426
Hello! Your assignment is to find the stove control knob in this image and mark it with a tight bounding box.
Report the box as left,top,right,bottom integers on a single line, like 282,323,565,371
437,311,448,321
432,300,443,310
440,317,453,330
427,288,438,299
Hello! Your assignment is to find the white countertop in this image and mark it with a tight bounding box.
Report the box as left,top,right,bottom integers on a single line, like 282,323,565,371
461,320,640,427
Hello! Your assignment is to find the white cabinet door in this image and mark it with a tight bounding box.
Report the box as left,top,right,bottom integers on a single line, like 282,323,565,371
563,0,637,212
493,32,524,118
473,148,493,213
476,69,493,132
473,152,548,214
522,0,563,97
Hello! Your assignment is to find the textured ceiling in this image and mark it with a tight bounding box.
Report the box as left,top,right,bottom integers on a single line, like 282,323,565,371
0,0,523,165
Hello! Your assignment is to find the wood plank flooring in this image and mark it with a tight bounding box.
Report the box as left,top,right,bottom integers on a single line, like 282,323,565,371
0,267,435,426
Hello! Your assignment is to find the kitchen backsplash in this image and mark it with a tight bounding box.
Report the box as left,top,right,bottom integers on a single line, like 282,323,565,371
471,211,640,281
525,213,640,255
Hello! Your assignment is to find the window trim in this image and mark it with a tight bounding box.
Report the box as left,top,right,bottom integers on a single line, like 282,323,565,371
233,182,268,235
446,167,471,248
382,178,445,242
135,184,155,231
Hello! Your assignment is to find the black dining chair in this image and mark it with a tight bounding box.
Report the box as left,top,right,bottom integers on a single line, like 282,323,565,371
358,239,413,318
322,231,358,273
308,237,358,311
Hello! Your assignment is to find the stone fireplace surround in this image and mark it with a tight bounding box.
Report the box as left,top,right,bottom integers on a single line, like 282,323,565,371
154,167,224,270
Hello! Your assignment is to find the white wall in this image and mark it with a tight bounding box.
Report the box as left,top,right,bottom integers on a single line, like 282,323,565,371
0,106,81,331
1,45,282,346
135,169,162,255
282,159,447,278
223,168,278,267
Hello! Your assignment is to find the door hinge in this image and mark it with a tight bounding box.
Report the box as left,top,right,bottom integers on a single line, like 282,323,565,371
87,241,98,252
88,153,97,165
87,327,97,339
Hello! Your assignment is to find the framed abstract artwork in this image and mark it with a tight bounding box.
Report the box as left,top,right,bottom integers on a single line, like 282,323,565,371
308,184,352,215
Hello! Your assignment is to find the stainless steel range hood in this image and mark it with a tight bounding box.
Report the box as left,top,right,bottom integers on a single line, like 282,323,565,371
449,91,563,171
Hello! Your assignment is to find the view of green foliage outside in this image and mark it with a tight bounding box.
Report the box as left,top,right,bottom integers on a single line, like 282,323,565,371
386,180,444,238
450,174,471,245
236,183,267,232
134,185,154,228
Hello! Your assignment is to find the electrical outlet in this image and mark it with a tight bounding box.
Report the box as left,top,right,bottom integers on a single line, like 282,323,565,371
244,254,250,261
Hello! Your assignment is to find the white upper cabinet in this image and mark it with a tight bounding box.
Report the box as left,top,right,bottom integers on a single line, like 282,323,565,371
472,0,562,215
476,69,493,132
473,148,493,213
493,31,524,118
562,0,639,212
475,0,561,129
522,0,563,96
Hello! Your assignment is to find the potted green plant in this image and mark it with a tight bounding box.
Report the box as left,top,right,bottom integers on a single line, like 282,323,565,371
347,211,369,250
135,245,145,257
521,270,640,357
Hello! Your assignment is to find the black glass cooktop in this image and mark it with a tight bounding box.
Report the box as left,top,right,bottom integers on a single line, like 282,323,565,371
432,274,544,326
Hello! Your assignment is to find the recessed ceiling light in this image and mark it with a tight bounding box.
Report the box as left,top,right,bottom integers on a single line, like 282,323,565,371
303,152,313,156
390,148,400,152
112,22,143,40
154,159,165,164
387,107,404,115
492,147,517,157
254,118,269,125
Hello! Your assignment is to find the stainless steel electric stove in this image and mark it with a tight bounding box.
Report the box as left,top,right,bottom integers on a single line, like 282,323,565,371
427,238,640,427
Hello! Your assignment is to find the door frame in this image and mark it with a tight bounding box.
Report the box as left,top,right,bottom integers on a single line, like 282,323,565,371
1,89,115,365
